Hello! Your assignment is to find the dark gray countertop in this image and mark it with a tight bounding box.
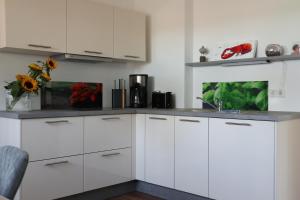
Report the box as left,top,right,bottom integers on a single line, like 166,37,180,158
1,108,300,122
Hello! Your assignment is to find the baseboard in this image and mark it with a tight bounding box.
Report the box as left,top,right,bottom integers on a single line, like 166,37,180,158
58,180,210,200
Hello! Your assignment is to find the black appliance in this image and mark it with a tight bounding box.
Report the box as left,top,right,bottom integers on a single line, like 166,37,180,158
152,91,173,109
129,74,148,108
112,79,126,109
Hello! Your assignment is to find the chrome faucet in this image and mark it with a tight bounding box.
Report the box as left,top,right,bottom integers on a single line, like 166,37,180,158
196,97,223,112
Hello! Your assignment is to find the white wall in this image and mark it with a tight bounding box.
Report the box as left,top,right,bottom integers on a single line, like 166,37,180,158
191,0,300,111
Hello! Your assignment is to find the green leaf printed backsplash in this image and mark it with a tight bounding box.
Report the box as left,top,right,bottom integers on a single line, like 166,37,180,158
202,81,268,111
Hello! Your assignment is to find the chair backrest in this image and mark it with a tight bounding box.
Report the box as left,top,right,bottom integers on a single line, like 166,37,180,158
0,146,29,200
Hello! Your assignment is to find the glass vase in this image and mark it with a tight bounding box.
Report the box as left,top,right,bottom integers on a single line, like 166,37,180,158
5,90,32,112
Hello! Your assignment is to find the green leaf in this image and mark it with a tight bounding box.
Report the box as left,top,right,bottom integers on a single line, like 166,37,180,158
203,90,215,104
255,90,268,111
242,81,267,90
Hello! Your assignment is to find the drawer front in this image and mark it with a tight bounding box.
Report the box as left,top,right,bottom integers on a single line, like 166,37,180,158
84,115,132,153
21,155,83,200
84,148,132,192
22,117,83,161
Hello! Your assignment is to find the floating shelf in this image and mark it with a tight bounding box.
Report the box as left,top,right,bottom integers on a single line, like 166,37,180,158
186,55,300,67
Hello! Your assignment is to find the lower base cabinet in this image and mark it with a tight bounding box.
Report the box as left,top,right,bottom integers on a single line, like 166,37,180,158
22,155,84,200
209,118,275,200
84,148,132,191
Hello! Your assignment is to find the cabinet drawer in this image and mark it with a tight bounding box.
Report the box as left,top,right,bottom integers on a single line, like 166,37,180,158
84,115,132,153
21,117,83,161
21,155,83,200
84,148,132,191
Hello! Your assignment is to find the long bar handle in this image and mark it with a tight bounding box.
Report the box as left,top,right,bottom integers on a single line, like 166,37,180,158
102,117,121,121
225,122,252,126
84,50,103,55
149,117,167,121
102,153,121,157
124,55,140,59
45,161,69,166
45,120,70,124
28,44,52,49
179,119,200,123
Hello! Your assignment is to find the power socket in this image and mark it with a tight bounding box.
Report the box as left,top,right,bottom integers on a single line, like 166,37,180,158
269,89,285,97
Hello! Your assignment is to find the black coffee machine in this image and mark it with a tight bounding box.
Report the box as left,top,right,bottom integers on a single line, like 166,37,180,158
129,74,148,108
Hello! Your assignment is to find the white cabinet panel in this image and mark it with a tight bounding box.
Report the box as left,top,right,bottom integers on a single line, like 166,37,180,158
114,8,146,61
84,115,132,153
209,118,275,200
67,0,114,58
1,0,66,53
145,115,174,188
22,155,83,200
132,114,146,181
175,116,209,197
84,148,132,192
21,117,83,161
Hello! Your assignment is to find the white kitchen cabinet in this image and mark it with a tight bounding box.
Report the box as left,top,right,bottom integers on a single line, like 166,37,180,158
0,0,66,54
22,155,83,200
175,116,209,197
22,117,84,161
145,115,174,188
84,148,132,192
67,0,114,58
209,118,275,200
114,8,146,61
84,115,132,153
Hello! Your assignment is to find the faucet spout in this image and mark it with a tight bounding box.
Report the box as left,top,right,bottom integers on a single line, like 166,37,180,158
196,97,220,111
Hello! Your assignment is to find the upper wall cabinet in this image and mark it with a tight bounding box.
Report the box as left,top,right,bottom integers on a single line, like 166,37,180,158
114,8,146,62
67,0,114,58
0,0,67,54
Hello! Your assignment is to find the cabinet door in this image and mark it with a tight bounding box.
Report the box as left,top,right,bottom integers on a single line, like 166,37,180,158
175,116,208,197
22,117,83,162
84,115,132,153
3,0,66,53
114,8,146,61
209,118,275,200
22,155,83,200
145,115,174,188
67,0,114,58
84,148,132,192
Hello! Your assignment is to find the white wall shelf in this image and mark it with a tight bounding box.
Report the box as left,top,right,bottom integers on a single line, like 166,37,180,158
186,55,300,67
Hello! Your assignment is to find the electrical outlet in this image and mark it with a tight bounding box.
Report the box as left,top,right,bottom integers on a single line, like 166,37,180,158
269,89,285,97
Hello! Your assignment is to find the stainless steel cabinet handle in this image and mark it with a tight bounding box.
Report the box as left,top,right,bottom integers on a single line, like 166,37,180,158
45,120,69,124
102,153,121,157
179,119,200,123
124,55,140,59
45,161,69,166
225,122,252,126
28,44,52,49
149,117,167,121
84,50,103,55
102,117,121,121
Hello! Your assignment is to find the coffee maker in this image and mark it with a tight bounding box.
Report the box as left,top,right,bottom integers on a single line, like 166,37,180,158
129,74,148,108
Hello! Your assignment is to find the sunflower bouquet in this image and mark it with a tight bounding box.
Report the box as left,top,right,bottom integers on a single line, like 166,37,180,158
4,58,57,111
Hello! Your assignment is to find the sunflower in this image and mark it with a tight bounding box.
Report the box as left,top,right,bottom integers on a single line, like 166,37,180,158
16,74,27,81
40,73,51,81
46,58,57,70
20,75,38,93
29,63,43,71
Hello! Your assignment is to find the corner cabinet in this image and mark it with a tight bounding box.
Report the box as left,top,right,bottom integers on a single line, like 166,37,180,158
67,0,114,58
209,118,275,200
0,0,66,54
145,115,175,188
175,116,209,197
114,8,146,62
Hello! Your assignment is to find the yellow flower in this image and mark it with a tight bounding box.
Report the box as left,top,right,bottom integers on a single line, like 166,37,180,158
16,74,26,81
20,75,38,93
40,73,51,81
29,63,43,71
46,58,57,70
